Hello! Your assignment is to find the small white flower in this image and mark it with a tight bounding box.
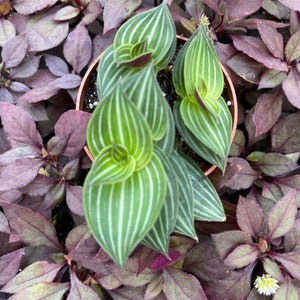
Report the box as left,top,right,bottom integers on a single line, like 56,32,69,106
254,274,280,296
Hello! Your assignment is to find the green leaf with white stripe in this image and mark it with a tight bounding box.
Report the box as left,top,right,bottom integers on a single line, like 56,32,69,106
123,64,168,140
114,3,176,71
180,154,225,221
173,16,224,116
173,101,227,172
83,153,166,268
114,39,153,68
86,84,153,170
180,96,232,159
87,145,136,184
97,45,138,98
169,150,197,240
155,103,175,157
142,147,179,255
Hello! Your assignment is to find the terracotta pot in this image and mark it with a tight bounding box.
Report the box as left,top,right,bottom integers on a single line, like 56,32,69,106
76,41,238,176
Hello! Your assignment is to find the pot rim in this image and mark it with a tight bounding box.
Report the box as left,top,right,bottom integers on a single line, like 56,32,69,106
76,38,238,176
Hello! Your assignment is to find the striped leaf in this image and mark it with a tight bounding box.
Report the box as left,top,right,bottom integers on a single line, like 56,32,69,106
173,16,224,116
180,154,225,221
123,64,168,140
86,84,153,170
155,103,175,157
113,3,176,71
84,153,166,268
142,147,179,255
173,101,227,171
180,96,232,159
87,145,136,184
97,45,138,98
169,150,197,240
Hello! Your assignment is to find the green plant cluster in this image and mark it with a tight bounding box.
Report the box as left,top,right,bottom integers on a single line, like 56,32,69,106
83,3,232,267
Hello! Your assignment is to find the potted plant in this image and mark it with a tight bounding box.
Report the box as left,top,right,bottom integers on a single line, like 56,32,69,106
76,3,238,268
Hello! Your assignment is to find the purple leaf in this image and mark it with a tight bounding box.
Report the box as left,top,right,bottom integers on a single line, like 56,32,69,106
237,196,264,238
267,190,297,240
66,185,84,216
65,224,92,252
0,146,41,165
1,33,28,68
224,244,259,268
26,6,69,51
185,0,205,24
212,230,253,260
262,257,285,282
20,174,54,197
274,175,300,205
0,158,43,192
11,55,41,79
226,52,264,84
229,129,245,157
253,153,299,177
257,20,284,59
282,68,300,109
108,286,147,300
9,81,30,93
44,181,65,209
259,69,287,89
274,277,299,300
271,111,300,153
44,54,69,77
54,110,91,157
62,159,79,180
5,282,70,300
0,18,16,46
52,74,82,89
232,35,288,72
63,24,92,74
46,135,68,156
148,250,181,270
103,0,142,34
204,267,253,300
223,157,258,190
285,30,300,63
253,90,282,136
223,0,263,20
92,29,116,60
12,0,58,14
278,0,300,11
261,181,284,202
274,250,300,281
67,267,99,300
53,5,80,21
1,261,64,293
0,248,24,285
0,211,10,233
163,268,207,300
82,0,103,25
0,102,43,148
1,202,64,251
17,85,60,103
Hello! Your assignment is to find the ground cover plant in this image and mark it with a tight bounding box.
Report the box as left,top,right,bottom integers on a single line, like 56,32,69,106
0,0,299,299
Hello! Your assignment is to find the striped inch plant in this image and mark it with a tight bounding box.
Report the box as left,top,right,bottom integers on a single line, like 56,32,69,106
83,3,233,267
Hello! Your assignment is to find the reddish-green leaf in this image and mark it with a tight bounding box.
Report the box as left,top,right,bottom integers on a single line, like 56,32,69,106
274,250,300,281
262,257,285,282
259,69,287,89
253,90,282,136
1,261,64,293
285,30,300,63
67,267,99,300
224,244,259,268
237,196,264,238
163,268,207,300
273,277,300,300
282,68,300,109
144,274,163,300
257,20,284,59
224,0,263,20
271,111,300,153
1,202,63,251
7,282,70,300
274,175,300,206
267,190,297,240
